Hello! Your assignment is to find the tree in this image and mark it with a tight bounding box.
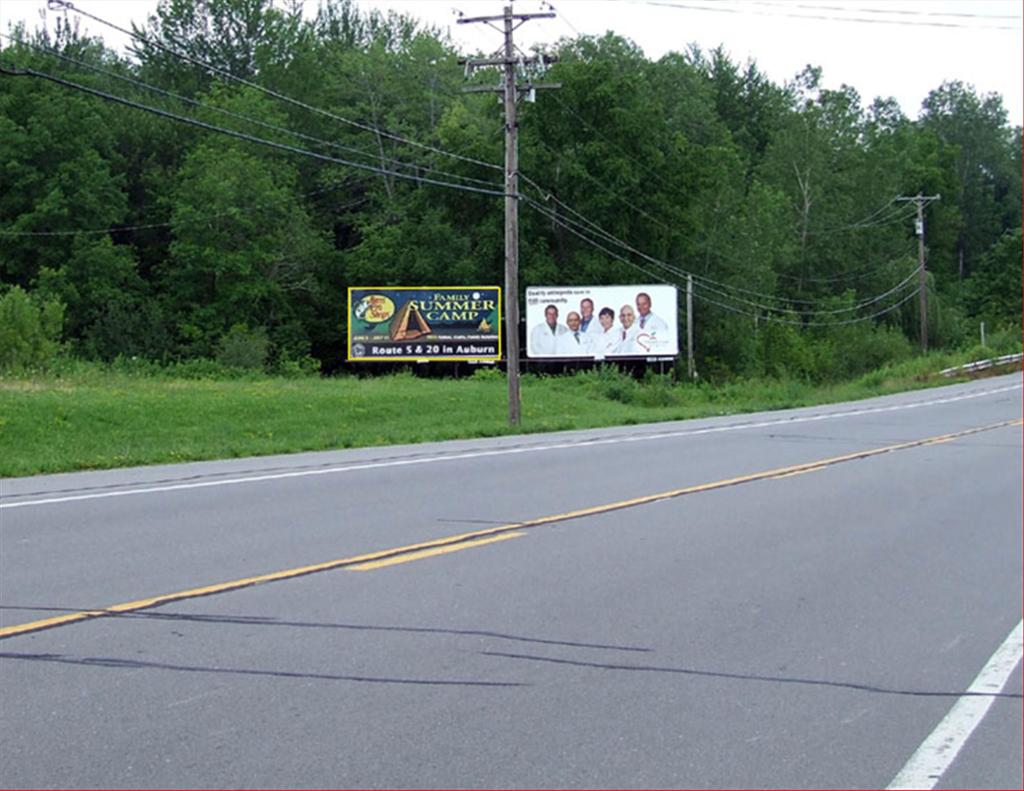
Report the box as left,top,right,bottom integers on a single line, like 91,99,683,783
0,35,130,288
162,91,330,356
962,228,1023,330
920,82,1020,281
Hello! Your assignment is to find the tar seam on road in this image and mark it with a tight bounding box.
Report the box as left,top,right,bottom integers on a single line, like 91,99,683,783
1,417,1020,641
346,532,525,570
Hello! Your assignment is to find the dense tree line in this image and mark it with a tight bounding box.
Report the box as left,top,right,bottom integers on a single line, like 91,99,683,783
1,0,1019,379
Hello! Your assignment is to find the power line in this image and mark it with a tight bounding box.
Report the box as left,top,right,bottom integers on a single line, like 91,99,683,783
749,1,1022,22
528,166,916,294
518,87,918,294
522,192,921,324
540,2,583,37
640,0,1019,30
773,252,912,284
50,0,506,174
521,144,678,238
525,194,921,326
4,3,931,327
0,184,369,238
696,280,922,327
521,177,916,311
544,90,685,206
691,262,920,314
0,64,511,198
803,200,918,235
0,34,505,194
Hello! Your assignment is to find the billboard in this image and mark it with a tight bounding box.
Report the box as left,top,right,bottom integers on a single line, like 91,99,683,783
526,285,679,359
347,287,501,361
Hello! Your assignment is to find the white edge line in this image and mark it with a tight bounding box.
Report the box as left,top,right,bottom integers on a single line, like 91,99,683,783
887,619,1024,790
3,383,1020,510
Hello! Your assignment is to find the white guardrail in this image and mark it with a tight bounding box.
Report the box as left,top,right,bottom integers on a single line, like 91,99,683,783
940,352,1024,377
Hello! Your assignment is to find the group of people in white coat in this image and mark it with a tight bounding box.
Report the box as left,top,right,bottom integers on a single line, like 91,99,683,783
529,293,669,358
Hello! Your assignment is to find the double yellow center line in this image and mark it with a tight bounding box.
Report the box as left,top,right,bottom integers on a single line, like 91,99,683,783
2,418,1018,641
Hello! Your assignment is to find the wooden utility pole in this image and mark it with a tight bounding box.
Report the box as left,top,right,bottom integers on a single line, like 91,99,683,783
686,273,695,380
896,193,940,352
458,6,559,426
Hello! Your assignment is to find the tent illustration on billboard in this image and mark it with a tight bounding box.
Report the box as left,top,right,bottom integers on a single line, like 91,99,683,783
389,301,432,340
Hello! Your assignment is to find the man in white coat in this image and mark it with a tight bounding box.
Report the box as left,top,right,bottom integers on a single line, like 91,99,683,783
530,303,567,356
615,303,640,355
578,298,603,336
556,311,595,356
635,292,669,332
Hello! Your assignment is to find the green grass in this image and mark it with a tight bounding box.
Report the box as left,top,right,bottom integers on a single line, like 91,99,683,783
1,351,1018,478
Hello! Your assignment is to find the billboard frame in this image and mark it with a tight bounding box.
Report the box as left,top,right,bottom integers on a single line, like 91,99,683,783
525,284,680,361
347,286,503,363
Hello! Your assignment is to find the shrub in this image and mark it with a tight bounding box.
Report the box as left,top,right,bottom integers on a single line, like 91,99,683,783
635,370,680,407
471,365,505,381
82,297,171,362
272,352,322,378
216,324,269,370
0,286,65,371
166,357,242,380
572,365,638,404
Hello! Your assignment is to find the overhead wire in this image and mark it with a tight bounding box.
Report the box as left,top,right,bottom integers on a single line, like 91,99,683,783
689,262,921,315
6,2,928,328
522,190,920,316
639,0,1019,30
0,64,510,198
48,0,506,174
695,281,921,327
524,194,920,326
0,185,369,237
0,33,506,194
802,199,918,235
520,172,918,313
513,22,916,297
749,1,1022,23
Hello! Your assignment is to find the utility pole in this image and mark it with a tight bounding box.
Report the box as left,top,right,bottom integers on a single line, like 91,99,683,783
896,193,940,352
458,6,559,426
686,273,695,380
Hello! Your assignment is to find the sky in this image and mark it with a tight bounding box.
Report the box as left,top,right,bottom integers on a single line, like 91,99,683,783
2,0,1021,126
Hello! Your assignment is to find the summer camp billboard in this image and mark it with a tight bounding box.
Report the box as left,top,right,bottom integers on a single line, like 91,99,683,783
347,287,501,361
526,285,679,360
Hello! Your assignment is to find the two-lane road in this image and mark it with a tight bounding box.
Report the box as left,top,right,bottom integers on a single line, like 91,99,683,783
1,374,1021,788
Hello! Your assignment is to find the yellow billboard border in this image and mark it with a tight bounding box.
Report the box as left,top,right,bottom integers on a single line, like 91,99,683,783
347,286,503,362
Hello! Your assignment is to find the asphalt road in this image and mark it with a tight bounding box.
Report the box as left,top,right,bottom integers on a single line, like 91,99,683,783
1,374,1021,789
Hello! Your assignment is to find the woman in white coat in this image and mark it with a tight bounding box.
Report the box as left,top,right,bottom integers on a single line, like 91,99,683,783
593,307,620,360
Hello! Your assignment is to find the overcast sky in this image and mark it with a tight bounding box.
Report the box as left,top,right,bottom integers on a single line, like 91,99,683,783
2,0,1020,126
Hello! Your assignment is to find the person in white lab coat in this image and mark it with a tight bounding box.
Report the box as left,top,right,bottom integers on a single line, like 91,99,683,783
529,303,567,356
578,298,603,336
593,307,620,359
556,311,595,355
614,303,640,355
635,291,668,332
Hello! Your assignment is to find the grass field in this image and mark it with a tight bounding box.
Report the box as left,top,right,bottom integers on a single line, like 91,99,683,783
1,351,1017,478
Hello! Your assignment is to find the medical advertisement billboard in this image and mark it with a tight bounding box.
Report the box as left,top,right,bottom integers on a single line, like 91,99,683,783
347,287,501,361
526,285,679,359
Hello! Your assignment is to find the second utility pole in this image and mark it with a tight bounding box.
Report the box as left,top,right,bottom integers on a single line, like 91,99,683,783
459,6,558,426
896,193,940,352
